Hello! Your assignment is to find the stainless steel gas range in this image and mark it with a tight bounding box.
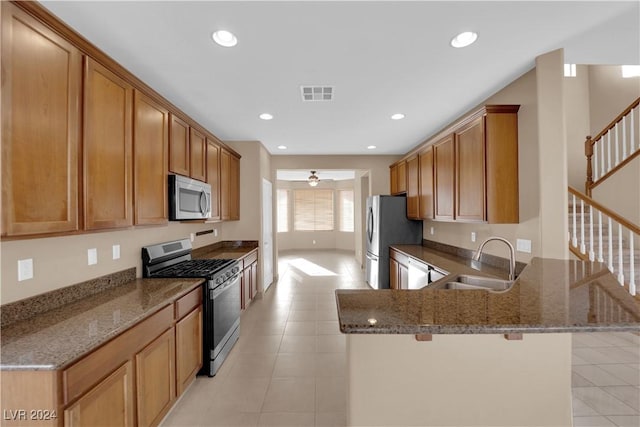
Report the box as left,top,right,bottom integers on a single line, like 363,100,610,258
142,239,240,376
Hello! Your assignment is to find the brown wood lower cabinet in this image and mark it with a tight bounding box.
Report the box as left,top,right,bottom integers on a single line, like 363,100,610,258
64,362,134,427
136,328,175,427
389,249,409,289
239,249,259,310
1,286,202,427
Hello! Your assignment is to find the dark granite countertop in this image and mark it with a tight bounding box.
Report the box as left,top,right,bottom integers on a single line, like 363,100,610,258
192,240,258,260
336,246,640,334
1,278,203,370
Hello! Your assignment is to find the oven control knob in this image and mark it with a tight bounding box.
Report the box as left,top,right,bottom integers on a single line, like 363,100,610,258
233,267,239,274
216,277,223,285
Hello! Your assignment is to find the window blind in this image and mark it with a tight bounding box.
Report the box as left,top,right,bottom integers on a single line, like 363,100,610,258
277,189,289,232
294,189,334,231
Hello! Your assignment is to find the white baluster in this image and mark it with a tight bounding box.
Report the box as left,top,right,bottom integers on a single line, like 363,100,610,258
617,223,624,285
608,216,613,272
589,205,595,261
594,147,599,180
622,116,627,159
607,131,612,173
615,125,620,167
597,211,604,262
632,106,637,151
580,199,586,254
600,138,605,179
629,230,636,296
572,195,577,247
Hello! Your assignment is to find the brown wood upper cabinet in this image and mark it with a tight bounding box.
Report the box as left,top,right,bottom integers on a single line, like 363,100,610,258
433,135,455,221
220,148,240,221
84,58,133,230
206,139,221,221
418,146,434,220
189,128,207,182
406,155,420,219
169,114,190,176
1,2,82,236
133,91,169,225
390,160,407,195
397,105,519,224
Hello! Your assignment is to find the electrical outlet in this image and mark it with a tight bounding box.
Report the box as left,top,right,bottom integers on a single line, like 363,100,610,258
88,248,98,265
312,240,316,245
18,259,34,281
190,233,195,242
214,228,218,237
430,227,435,235
516,239,532,253
112,244,120,260
471,232,476,242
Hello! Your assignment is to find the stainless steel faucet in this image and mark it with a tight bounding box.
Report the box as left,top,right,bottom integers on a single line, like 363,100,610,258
472,237,516,281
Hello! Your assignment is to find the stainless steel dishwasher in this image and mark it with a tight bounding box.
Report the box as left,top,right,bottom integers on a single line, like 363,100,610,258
407,258,448,289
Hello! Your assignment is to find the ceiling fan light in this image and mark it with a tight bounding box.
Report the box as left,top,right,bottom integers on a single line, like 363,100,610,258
308,170,320,187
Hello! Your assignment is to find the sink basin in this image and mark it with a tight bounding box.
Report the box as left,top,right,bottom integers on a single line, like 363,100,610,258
429,275,514,292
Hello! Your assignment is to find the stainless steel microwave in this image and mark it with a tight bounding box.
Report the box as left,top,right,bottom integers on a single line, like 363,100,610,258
169,175,211,220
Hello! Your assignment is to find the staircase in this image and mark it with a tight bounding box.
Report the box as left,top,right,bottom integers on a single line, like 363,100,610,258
569,97,640,297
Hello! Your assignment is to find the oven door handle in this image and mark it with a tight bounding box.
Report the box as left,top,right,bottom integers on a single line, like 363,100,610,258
209,275,240,299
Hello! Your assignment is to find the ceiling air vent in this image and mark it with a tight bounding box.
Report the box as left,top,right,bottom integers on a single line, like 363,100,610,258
301,86,334,102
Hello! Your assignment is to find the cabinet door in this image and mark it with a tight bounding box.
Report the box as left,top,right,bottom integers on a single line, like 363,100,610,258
206,140,221,220
136,328,175,427
406,155,419,219
418,147,434,220
84,58,133,230
396,161,407,194
189,128,207,182
64,362,134,427
221,149,240,221
1,3,81,236
455,117,485,222
176,307,202,396
241,267,251,309
169,114,190,176
389,165,398,195
389,258,399,290
133,91,168,225
433,135,455,221
250,261,258,299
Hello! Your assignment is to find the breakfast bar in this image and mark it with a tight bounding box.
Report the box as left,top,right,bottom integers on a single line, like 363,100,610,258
336,254,640,427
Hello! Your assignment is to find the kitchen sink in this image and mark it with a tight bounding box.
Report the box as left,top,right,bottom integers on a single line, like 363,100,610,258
429,275,514,292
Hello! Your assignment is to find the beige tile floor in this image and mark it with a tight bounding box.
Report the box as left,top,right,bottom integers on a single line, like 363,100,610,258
162,250,640,427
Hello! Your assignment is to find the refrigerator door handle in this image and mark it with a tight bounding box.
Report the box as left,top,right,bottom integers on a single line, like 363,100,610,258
367,207,374,243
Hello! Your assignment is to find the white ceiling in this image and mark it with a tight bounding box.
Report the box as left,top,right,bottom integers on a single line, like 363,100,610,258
41,1,640,156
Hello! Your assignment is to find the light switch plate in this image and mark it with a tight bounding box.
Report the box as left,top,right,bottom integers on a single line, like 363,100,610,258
471,232,476,242
88,248,98,265
516,239,532,253
112,244,120,260
190,233,195,242
214,228,218,237
430,227,435,235
18,259,34,281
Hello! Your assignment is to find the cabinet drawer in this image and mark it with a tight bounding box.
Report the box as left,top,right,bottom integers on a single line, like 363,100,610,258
175,286,202,320
243,250,258,267
62,305,173,405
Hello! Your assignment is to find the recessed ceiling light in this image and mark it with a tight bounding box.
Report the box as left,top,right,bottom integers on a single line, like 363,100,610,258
450,31,478,48
391,113,405,120
212,30,237,47
259,113,273,120
277,145,287,150
367,145,377,150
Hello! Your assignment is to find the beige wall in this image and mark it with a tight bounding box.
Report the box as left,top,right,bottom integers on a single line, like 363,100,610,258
422,68,541,264
565,65,592,190
0,222,223,304
276,179,356,252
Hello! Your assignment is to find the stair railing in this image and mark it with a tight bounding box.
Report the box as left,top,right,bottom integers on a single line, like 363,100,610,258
568,186,639,296
585,97,640,196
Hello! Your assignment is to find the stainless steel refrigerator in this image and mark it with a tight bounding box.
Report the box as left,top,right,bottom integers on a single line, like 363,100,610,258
365,195,423,289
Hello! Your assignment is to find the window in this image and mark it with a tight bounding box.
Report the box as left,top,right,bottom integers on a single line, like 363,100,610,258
338,190,354,232
277,189,288,232
294,189,334,231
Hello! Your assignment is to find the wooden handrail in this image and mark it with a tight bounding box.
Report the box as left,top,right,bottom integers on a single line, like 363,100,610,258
588,97,639,145
568,186,640,235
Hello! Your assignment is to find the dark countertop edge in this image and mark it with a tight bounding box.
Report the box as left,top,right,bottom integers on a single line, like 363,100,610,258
339,323,640,335
192,240,259,258
0,278,204,371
